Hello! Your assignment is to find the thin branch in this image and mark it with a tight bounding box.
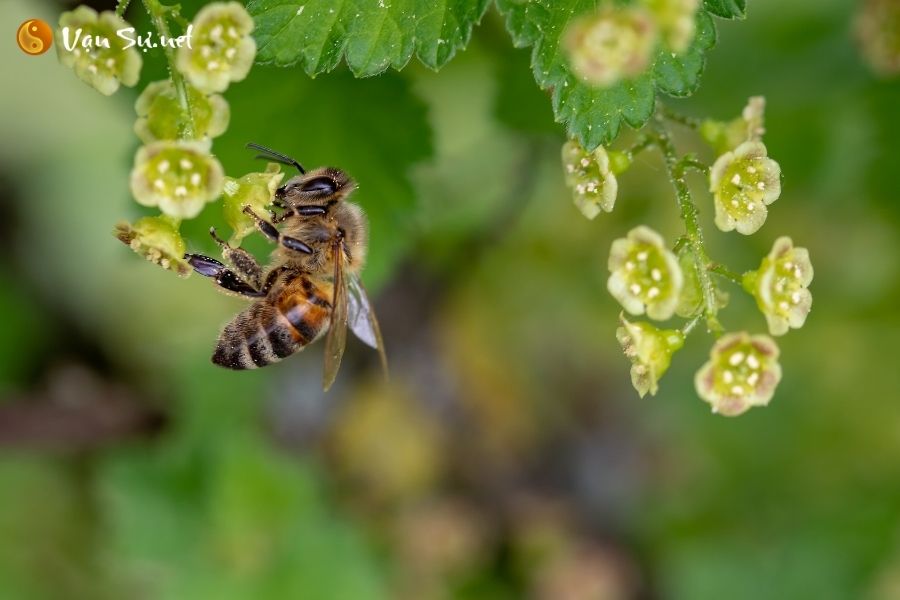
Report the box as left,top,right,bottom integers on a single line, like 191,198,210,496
708,264,743,286
142,0,195,139
658,103,704,130
652,112,722,335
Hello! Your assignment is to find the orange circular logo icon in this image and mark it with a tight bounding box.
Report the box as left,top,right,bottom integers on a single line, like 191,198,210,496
17,19,53,56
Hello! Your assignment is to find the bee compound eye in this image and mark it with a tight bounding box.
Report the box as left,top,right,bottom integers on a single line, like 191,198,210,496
300,176,337,194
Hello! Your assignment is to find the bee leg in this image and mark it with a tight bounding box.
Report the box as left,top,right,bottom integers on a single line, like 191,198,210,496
184,254,265,298
208,227,264,289
242,206,314,255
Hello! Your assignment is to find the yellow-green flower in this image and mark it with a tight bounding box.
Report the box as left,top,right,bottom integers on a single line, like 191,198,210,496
855,0,900,77
222,164,285,243
709,141,781,235
617,315,685,397
700,96,766,155
743,236,814,336
134,80,230,143
563,6,658,88
608,226,683,320
561,140,619,219
56,6,141,96
114,216,190,277
177,2,256,93
695,332,782,416
130,141,224,219
642,0,700,53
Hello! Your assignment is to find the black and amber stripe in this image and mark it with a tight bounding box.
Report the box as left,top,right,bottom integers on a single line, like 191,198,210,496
212,275,333,370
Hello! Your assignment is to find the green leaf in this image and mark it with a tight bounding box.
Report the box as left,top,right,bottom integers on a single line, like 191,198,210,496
247,0,491,77
703,0,747,19
496,2,717,149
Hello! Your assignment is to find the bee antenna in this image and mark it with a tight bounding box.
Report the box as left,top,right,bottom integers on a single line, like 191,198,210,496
246,142,306,174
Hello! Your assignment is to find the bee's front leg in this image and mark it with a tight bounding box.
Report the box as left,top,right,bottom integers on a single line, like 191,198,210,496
242,206,315,256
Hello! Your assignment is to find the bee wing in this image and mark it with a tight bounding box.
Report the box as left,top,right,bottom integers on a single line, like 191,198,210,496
322,238,348,391
347,273,388,379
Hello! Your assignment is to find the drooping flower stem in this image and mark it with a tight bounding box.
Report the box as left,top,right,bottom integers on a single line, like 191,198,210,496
116,0,132,18
652,112,722,334
142,0,195,139
708,263,743,285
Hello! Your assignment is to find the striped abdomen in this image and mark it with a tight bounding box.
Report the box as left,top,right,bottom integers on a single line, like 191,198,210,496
212,275,333,370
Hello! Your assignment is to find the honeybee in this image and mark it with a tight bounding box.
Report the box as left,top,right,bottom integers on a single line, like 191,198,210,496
185,143,387,390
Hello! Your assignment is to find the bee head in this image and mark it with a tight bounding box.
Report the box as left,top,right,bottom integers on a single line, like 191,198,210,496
276,167,355,207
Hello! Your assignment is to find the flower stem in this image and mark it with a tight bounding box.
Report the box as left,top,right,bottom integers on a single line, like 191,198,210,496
652,111,722,335
708,264,743,286
658,104,703,130
116,0,132,17
142,0,194,139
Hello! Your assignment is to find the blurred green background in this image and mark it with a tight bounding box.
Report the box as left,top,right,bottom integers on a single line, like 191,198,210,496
2,0,900,598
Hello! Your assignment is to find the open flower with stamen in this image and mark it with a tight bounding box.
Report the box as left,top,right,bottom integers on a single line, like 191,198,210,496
561,140,618,219
617,315,685,397
130,141,224,219
135,80,230,143
563,6,658,88
608,226,683,320
743,237,814,336
56,7,141,96
709,141,781,235
114,216,190,277
177,2,256,93
222,163,285,243
695,332,782,416
642,0,700,53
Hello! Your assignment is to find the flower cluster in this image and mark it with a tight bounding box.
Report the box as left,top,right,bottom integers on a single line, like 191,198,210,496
574,96,812,416
563,6,658,88
130,141,225,219
617,315,684,397
709,141,781,235
56,7,142,96
222,164,285,243
561,140,621,219
135,80,230,143
695,332,782,416
855,0,900,77
608,226,682,321
743,237,814,336
562,0,699,88
176,2,256,93
62,2,275,276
